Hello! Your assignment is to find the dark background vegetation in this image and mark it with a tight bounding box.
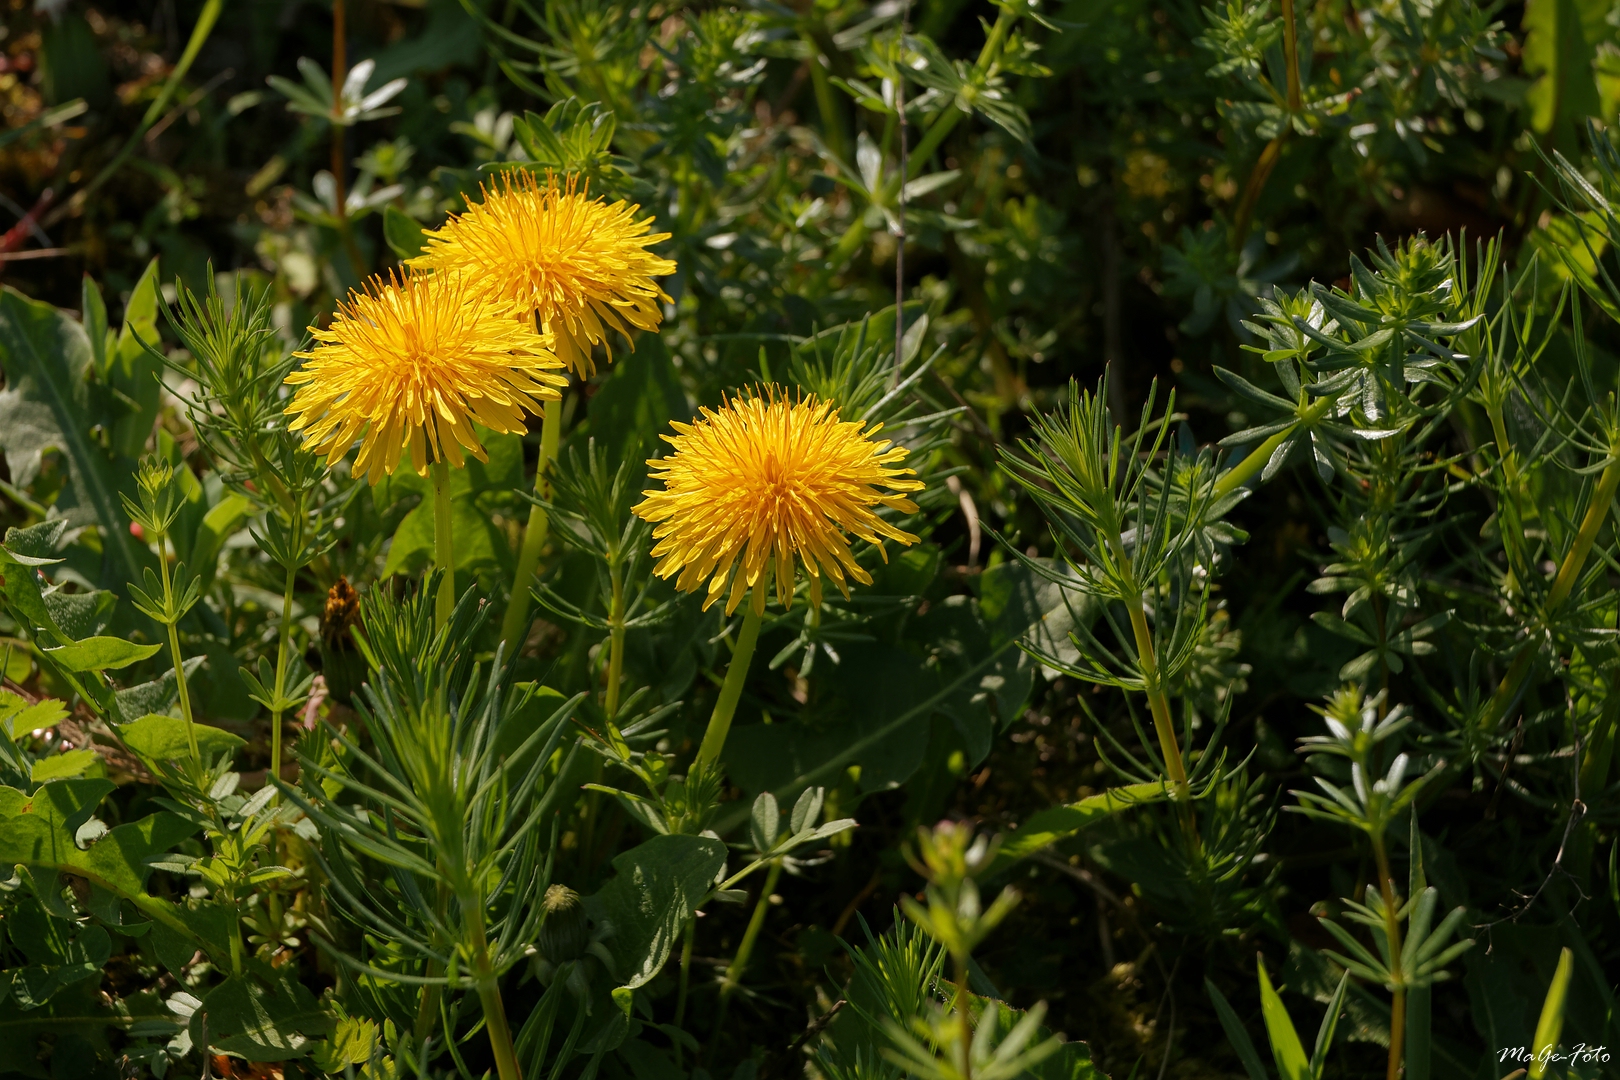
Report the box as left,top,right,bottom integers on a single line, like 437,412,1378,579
4,0,1613,1077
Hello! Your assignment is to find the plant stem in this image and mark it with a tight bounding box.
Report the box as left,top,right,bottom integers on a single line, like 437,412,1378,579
673,916,696,1068
1213,395,1337,500
1372,835,1406,1080
1124,598,1188,795
269,560,297,791
328,0,365,277
469,913,524,1080
500,396,562,656
719,858,782,1004
953,954,974,1080
432,461,455,631
695,597,765,769
1231,132,1287,249
1280,0,1302,113
1481,457,1620,731
156,533,201,761
604,556,626,719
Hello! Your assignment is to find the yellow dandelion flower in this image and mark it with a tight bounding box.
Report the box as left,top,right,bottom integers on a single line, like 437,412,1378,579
633,391,924,617
408,171,676,378
285,271,565,485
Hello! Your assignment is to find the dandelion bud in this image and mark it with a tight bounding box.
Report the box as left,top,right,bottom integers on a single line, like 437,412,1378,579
539,884,588,963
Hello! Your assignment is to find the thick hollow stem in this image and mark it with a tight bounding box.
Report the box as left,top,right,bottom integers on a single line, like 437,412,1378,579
432,461,456,631
499,396,563,656
605,559,626,719
696,599,766,769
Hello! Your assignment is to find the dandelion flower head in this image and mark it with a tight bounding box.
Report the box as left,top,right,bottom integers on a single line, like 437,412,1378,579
408,171,676,378
633,391,924,616
285,271,565,484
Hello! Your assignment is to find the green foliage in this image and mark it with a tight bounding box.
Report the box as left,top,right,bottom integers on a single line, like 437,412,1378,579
4,0,1620,1077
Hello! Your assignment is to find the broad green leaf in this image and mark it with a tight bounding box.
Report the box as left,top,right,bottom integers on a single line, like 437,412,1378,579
1258,957,1312,1080
0,286,142,586
30,748,101,783
588,833,726,990
42,588,116,640
381,492,504,579
109,258,163,457
1522,0,1605,150
113,657,204,725
149,902,239,974
0,691,67,739
118,712,246,766
3,518,67,565
197,969,334,1062
0,778,198,904
987,783,1167,873
6,897,112,1008
44,636,162,672
190,491,253,593
0,545,72,647
383,205,427,258
310,1015,381,1072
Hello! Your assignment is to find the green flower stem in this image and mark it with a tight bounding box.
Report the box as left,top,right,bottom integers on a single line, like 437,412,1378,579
500,395,563,656
432,461,455,631
269,560,297,792
605,556,626,719
719,858,783,1005
156,534,201,762
695,596,766,770
1481,457,1620,732
1212,394,1337,500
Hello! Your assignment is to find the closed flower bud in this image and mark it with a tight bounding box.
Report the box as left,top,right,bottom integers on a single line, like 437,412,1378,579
539,884,588,963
